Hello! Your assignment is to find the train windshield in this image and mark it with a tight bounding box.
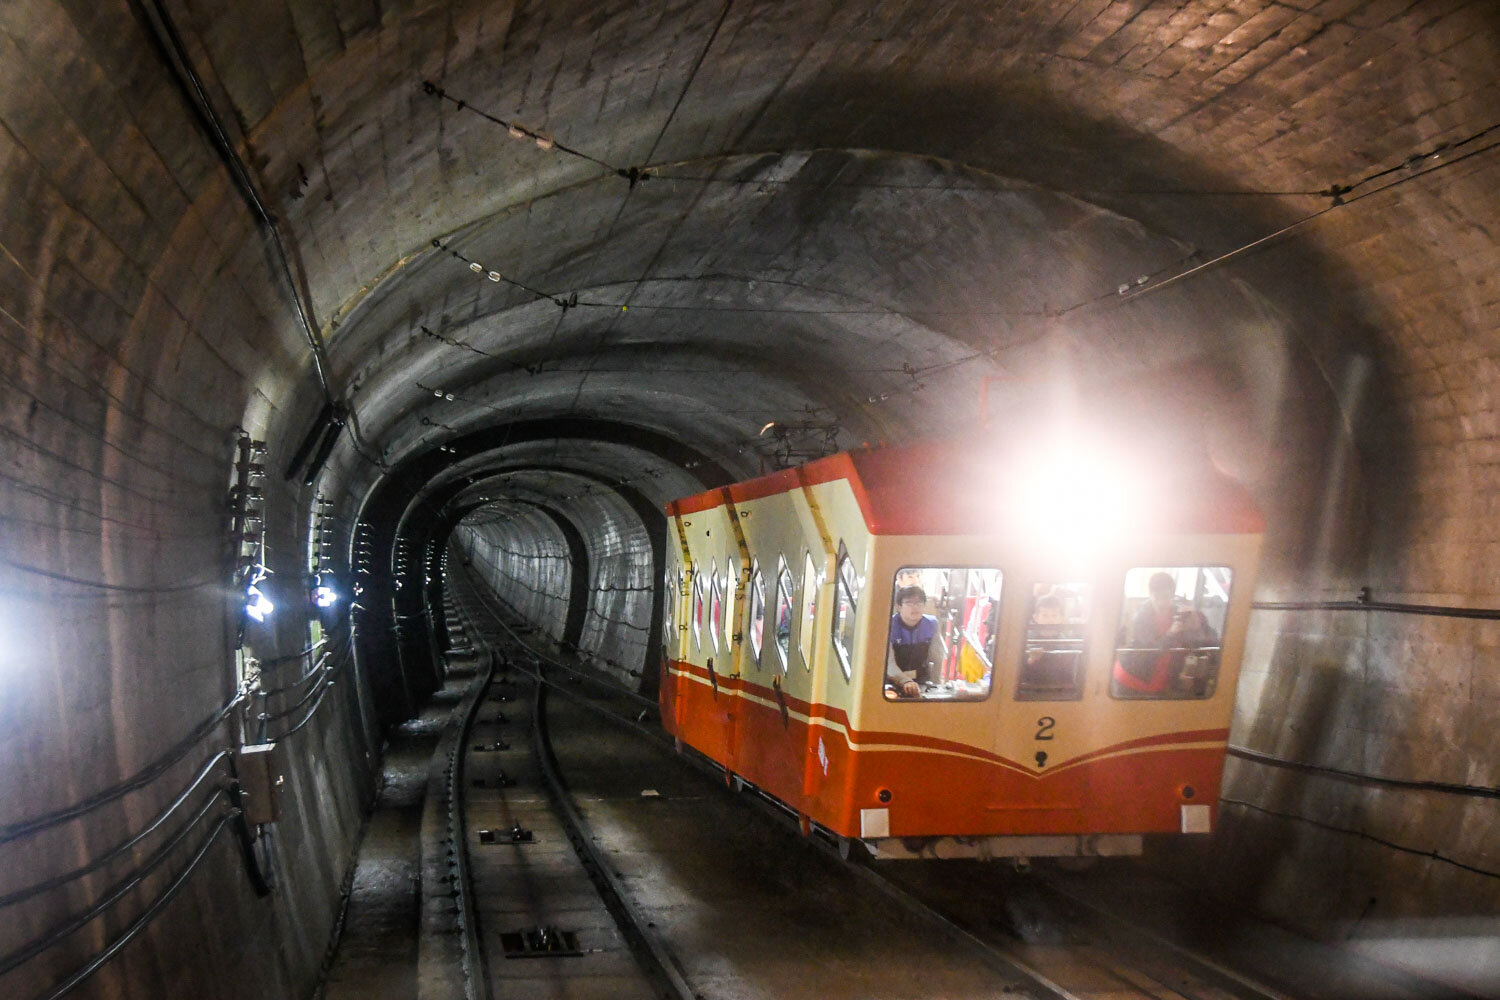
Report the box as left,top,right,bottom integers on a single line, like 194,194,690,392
1111,566,1233,699
1018,583,1092,700
884,566,1000,702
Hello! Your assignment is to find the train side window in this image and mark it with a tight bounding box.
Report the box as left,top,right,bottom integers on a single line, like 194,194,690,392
1111,566,1233,700
664,566,676,655
708,559,723,652
831,547,859,680
797,551,818,669
1017,582,1091,701
884,566,1000,702
748,562,766,664
691,570,706,650
723,558,737,650
774,557,794,672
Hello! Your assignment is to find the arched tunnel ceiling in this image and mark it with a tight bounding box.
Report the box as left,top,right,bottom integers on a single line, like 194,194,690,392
164,0,1496,565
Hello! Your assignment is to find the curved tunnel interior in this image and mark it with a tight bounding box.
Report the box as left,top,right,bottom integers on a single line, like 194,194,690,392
1,1,1498,997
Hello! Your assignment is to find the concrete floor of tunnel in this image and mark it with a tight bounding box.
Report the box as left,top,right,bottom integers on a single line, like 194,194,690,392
318,689,462,999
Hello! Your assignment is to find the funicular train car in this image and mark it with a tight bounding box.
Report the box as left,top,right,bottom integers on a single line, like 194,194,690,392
659,432,1262,859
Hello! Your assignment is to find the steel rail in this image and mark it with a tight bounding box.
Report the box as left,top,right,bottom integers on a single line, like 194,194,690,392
445,580,696,1000
1032,877,1316,1000
472,612,1094,1000
457,576,657,711
445,640,496,1000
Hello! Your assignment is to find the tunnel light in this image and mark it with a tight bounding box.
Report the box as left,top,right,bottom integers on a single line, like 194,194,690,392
245,585,275,623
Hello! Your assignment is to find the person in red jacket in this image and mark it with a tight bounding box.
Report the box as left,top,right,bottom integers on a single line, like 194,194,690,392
1114,572,1217,694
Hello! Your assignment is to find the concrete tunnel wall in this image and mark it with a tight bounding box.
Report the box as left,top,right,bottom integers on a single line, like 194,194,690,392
1,0,1499,997
455,506,575,648
453,488,659,690
0,3,380,998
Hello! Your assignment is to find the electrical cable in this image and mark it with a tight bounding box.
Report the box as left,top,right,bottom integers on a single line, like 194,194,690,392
132,0,390,478
0,753,233,909
0,555,225,595
1227,744,1500,801
0,799,236,975
1110,129,1500,313
421,81,620,173
1218,797,1499,881
0,695,242,844
28,813,239,1000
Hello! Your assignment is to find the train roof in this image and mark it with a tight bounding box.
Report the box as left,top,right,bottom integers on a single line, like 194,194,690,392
666,438,1264,537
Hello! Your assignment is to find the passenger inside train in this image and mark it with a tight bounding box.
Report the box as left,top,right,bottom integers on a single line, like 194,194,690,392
1018,583,1091,700
885,585,944,697
1112,567,1230,698
884,567,999,701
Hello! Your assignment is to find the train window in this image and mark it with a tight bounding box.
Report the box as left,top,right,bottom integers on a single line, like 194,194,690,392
691,570,706,650
664,566,676,655
1017,582,1091,701
723,559,737,650
798,552,818,669
1111,566,1233,700
708,559,723,652
884,566,1000,702
774,557,794,671
748,562,766,664
831,547,859,680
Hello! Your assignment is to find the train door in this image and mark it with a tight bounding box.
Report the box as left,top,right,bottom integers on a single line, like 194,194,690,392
997,579,1095,819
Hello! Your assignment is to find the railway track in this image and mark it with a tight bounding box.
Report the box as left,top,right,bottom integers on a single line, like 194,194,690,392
434,563,1322,1000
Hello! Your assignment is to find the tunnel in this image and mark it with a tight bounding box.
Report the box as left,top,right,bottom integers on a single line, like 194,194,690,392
1,1,1497,997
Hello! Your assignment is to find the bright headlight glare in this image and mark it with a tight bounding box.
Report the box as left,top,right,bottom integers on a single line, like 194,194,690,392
313,585,338,608
1010,437,1144,550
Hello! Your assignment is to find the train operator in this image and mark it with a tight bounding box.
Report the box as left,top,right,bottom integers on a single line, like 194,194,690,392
1114,571,1218,693
886,584,946,697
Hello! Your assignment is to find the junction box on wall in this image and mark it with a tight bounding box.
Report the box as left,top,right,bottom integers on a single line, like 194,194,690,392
236,743,286,825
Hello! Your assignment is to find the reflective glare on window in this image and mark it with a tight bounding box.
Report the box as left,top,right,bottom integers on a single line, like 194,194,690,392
749,565,766,663
832,551,859,679
884,566,1000,702
692,570,706,650
774,558,794,671
708,559,722,652
1018,582,1091,700
664,566,675,651
723,559,736,650
798,552,818,669
1112,566,1232,700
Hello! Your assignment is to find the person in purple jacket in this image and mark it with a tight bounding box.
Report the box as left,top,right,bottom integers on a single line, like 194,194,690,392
886,585,946,697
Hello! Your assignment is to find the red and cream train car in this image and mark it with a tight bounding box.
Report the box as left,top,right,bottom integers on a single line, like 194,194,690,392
660,435,1262,859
